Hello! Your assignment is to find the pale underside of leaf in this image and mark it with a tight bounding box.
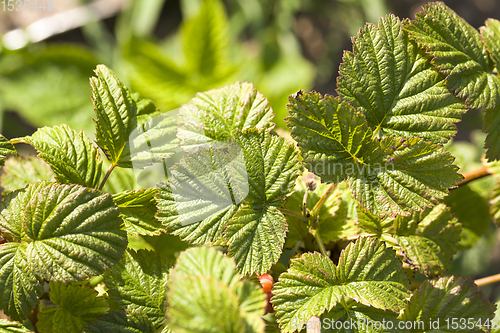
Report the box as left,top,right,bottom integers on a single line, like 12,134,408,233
0,318,33,332
172,246,240,288
338,14,465,144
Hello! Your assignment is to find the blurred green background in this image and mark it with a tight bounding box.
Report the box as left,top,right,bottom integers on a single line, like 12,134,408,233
1,0,500,304
1,0,498,139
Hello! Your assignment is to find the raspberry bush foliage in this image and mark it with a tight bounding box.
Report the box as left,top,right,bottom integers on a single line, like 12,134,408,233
1,2,500,332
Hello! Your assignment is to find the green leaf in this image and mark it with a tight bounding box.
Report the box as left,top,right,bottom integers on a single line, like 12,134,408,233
127,110,180,175
0,135,16,168
444,185,491,248
178,82,274,147
286,91,462,217
234,129,300,204
91,65,161,168
475,19,500,160
173,247,267,331
358,204,460,276
155,145,244,245
157,129,299,275
37,282,109,333
0,319,32,333
167,247,266,333
400,276,495,332
169,275,252,332
19,125,102,189
394,205,460,277
337,15,465,144
225,206,287,275
491,179,500,223
272,237,410,332
84,310,155,333
1,156,54,194
481,19,500,74
0,181,49,241
182,0,231,78
0,243,42,322
103,249,170,328
483,103,500,161
319,304,403,332
404,2,500,109
112,189,163,236
22,183,127,281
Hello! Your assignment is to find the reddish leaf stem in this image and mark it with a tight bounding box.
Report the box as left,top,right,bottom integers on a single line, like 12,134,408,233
98,163,116,191
456,166,491,187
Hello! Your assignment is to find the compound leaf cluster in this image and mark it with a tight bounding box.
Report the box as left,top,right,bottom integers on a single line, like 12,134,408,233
272,237,410,332
337,14,465,144
156,82,300,275
358,204,461,276
286,91,461,218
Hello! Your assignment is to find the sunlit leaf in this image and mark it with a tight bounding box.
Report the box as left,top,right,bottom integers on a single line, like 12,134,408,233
404,2,500,109
272,237,409,332
338,15,465,144
19,125,102,189
286,91,461,217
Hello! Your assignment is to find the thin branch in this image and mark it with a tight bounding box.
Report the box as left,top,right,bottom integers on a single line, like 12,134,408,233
344,233,376,241
302,188,309,216
98,164,116,191
311,183,336,217
456,166,491,187
310,227,328,257
475,273,500,287
281,209,308,221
